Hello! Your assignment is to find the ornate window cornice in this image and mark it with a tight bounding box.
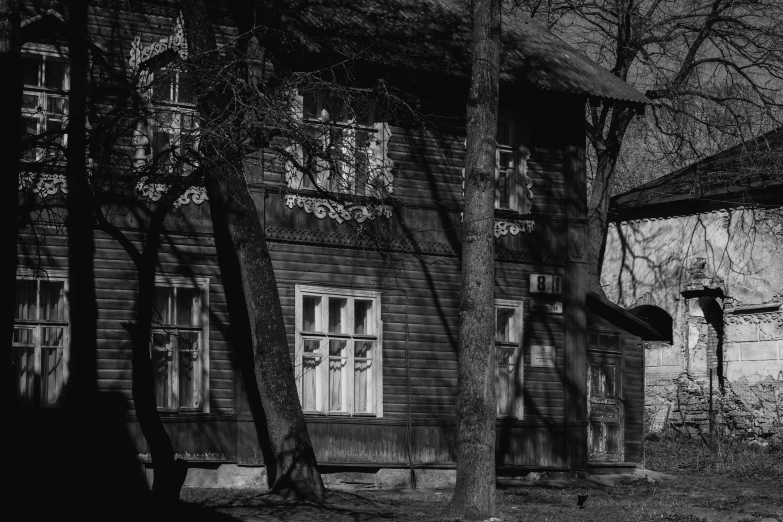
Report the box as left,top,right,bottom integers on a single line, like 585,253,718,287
494,218,535,237
284,194,391,224
136,179,209,208
128,14,188,71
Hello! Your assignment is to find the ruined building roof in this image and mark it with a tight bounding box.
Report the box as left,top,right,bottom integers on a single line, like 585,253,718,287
611,127,783,221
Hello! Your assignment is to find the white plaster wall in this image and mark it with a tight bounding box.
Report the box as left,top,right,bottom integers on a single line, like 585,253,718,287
602,208,783,383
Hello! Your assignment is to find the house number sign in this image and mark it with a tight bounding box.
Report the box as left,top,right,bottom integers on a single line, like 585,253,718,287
529,273,563,294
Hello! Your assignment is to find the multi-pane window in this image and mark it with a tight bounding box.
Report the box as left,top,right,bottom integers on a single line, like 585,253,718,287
495,114,532,213
295,286,382,416
151,279,208,411
12,276,69,407
137,67,199,175
286,92,393,197
495,300,524,418
21,52,70,162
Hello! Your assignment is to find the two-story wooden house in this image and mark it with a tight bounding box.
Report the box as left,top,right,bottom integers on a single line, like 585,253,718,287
13,1,655,487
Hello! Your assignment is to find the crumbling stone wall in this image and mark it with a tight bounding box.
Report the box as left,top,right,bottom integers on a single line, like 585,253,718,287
646,373,783,439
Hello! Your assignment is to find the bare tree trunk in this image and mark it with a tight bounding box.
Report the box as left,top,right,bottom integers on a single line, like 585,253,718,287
586,107,633,295
179,0,325,501
448,0,500,518
0,0,20,407
63,0,98,406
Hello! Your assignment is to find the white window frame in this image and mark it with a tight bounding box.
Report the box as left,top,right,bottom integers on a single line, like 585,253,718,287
135,66,199,176
495,299,524,419
12,270,70,407
294,285,383,417
285,91,393,198
21,45,70,163
495,112,532,214
151,276,210,413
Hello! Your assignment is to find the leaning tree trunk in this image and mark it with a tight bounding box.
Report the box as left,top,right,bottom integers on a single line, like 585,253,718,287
447,0,500,518
0,0,21,407
63,0,98,406
179,0,325,501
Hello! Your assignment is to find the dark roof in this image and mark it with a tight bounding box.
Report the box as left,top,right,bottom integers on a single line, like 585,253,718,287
587,291,666,342
611,127,783,221
282,0,649,106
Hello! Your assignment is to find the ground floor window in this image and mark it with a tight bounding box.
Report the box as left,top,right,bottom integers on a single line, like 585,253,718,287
12,273,69,407
294,285,383,416
495,299,524,418
151,277,209,412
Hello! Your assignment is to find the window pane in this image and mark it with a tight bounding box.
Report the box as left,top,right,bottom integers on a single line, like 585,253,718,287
40,281,65,322
41,327,64,347
153,288,173,325
354,300,373,335
177,287,200,326
302,356,318,411
497,120,510,146
605,423,619,454
590,423,603,454
22,93,39,110
22,55,41,87
178,345,197,409
44,60,69,90
496,151,513,209
354,357,372,413
42,345,64,406
15,280,37,320
496,308,514,342
152,333,171,409
302,296,321,331
497,363,512,416
604,364,616,398
590,364,601,398
328,339,347,411
328,297,347,334
13,327,35,345
46,95,69,116
12,345,35,406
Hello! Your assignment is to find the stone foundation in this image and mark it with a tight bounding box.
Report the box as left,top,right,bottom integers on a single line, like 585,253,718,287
646,373,783,439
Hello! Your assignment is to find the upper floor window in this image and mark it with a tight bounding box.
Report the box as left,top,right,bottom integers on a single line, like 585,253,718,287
495,300,524,418
294,285,383,416
21,51,70,162
285,91,393,198
151,278,209,412
495,114,532,214
136,66,199,176
12,274,69,407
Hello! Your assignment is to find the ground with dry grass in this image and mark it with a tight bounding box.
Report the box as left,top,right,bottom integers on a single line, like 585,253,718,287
179,434,783,521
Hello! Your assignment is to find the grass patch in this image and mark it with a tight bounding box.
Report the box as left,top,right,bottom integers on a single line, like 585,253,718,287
644,430,783,479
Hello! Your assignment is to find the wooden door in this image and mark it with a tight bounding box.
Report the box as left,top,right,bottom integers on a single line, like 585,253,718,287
587,345,623,462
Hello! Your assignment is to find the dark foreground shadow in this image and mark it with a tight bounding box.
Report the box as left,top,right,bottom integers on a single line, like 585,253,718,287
7,392,240,521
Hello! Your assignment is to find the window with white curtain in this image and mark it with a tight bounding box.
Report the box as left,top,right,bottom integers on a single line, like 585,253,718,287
294,285,382,416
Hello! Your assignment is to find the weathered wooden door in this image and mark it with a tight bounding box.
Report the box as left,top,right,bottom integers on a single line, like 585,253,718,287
587,334,624,462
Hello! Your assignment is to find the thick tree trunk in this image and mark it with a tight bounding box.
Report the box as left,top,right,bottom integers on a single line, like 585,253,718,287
0,0,20,407
448,0,500,518
63,0,98,406
179,0,325,500
130,233,187,502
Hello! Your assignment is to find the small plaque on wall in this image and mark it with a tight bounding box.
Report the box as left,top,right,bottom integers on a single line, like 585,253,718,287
531,345,556,367
530,300,563,314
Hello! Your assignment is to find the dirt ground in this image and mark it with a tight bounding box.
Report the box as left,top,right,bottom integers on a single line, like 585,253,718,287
179,471,783,521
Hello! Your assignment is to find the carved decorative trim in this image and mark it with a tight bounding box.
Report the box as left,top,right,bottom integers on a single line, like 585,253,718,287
129,14,188,70
284,195,391,224
136,180,209,208
494,219,535,237
19,171,68,196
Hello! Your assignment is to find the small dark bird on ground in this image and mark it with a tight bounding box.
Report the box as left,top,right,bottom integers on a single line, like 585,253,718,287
577,488,589,509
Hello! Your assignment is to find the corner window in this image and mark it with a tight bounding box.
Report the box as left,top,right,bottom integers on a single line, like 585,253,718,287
285,92,393,198
21,51,70,162
12,274,69,407
135,66,199,176
294,285,383,416
151,278,209,411
495,114,532,214
495,300,524,418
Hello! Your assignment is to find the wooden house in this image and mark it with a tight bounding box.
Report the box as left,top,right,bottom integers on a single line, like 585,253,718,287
12,1,654,486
